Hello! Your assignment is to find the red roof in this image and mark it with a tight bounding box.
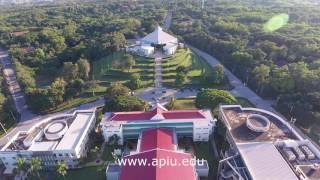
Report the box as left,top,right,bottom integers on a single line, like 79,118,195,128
119,149,196,180
109,104,206,121
140,128,175,151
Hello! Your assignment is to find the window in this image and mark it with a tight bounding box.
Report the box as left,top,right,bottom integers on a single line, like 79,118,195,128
59,154,63,157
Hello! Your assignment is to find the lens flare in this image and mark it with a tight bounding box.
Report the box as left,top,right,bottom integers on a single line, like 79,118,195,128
263,13,289,32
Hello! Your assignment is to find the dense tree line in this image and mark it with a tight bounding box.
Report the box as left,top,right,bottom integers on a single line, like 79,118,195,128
171,0,320,128
0,1,166,112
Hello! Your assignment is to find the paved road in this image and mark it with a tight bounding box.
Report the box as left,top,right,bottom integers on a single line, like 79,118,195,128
0,98,104,148
0,48,36,121
189,46,275,112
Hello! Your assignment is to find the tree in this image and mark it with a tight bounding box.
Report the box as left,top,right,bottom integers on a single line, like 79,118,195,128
212,64,224,84
108,134,120,145
16,158,28,176
271,66,295,95
175,71,186,87
56,161,68,178
195,89,236,109
230,51,253,72
103,32,126,53
65,79,85,99
105,82,130,100
252,64,270,94
62,62,79,82
123,54,135,72
47,78,66,107
28,158,42,178
26,88,51,112
126,73,142,90
105,95,147,112
77,58,91,80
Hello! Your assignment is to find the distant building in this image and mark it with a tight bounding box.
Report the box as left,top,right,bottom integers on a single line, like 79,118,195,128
0,111,96,174
100,103,216,145
106,128,209,180
217,105,320,180
127,26,178,56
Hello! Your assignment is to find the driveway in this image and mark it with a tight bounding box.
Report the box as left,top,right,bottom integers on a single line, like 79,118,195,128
0,48,36,121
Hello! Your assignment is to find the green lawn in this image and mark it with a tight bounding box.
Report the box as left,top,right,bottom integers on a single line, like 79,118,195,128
93,51,154,88
169,98,196,110
162,48,214,87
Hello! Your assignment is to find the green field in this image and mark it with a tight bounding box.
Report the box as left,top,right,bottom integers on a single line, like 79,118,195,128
162,48,214,87
93,51,155,90
169,98,197,110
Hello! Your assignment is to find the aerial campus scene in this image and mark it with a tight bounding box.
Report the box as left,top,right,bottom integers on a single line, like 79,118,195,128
1,0,320,180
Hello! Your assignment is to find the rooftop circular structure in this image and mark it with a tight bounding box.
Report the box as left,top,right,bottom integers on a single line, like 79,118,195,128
246,114,271,133
44,120,68,140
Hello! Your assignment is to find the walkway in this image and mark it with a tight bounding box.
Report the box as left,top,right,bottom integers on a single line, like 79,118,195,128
0,48,36,121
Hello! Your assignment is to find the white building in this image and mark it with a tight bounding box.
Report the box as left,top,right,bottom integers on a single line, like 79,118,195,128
0,111,96,173
128,26,178,56
217,105,320,180
100,104,216,145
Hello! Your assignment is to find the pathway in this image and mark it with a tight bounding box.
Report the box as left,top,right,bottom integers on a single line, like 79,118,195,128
0,48,36,121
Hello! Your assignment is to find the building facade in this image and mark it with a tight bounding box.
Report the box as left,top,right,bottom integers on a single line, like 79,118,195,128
100,104,216,145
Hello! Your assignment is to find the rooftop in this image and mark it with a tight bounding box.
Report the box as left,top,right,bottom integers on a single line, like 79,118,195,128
237,142,299,180
1,111,95,152
141,26,177,45
55,113,94,150
140,128,175,152
220,106,298,143
104,103,212,123
119,128,197,180
219,105,320,180
120,149,197,180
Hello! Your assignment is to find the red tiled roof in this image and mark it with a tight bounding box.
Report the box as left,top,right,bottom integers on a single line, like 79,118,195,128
119,149,196,180
110,111,155,121
140,128,175,151
109,105,206,121
162,111,205,119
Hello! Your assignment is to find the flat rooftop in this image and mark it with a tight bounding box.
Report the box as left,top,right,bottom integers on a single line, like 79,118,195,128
221,106,298,143
237,142,299,180
55,113,94,150
1,111,95,152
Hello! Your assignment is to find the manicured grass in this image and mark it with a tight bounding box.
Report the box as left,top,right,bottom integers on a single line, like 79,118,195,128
93,51,154,88
170,98,196,110
162,48,214,87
